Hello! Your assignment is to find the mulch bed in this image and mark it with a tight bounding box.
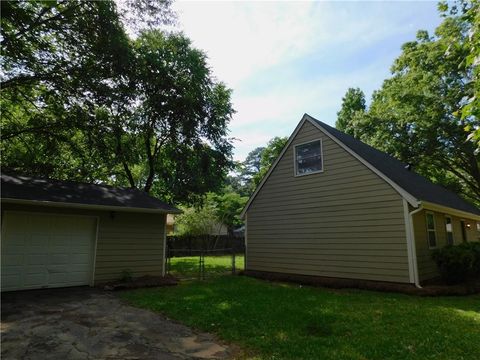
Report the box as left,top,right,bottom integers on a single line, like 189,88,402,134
102,275,178,291
242,270,480,296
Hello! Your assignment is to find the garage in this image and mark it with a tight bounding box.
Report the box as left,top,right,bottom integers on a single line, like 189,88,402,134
1,212,97,291
1,173,181,291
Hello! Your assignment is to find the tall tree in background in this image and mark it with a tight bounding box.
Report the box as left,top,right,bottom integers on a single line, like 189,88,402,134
1,1,234,204
252,136,288,186
346,1,479,205
335,87,366,136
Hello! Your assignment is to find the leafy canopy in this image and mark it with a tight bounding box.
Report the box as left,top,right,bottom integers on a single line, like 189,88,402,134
1,0,234,204
338,1,480,205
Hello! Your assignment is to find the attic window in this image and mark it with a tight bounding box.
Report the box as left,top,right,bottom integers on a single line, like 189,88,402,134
294,139,323,176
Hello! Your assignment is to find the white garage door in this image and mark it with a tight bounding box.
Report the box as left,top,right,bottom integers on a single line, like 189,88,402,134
1,212,97,291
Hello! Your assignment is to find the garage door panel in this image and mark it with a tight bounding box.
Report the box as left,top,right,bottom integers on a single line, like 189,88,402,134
24,273,48,287
1,212,96,291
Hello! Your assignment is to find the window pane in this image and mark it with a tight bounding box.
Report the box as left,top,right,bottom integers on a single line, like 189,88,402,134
426,213,435,230
295,141,322,175
428,231,437,247
296,141,321,159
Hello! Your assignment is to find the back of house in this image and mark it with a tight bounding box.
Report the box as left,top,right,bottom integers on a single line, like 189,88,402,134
242,114,480,286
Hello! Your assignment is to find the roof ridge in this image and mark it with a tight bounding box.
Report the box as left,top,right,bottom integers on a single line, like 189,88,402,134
306,114,480,215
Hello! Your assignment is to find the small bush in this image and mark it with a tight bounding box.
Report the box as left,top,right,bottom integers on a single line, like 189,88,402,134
432,243,480,284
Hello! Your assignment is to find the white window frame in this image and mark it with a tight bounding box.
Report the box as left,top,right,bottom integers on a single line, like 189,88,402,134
425,211,437,249
444,215,454,246
293,138,324,177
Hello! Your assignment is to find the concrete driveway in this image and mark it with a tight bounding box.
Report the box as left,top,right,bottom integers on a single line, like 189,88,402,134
1,287,232,360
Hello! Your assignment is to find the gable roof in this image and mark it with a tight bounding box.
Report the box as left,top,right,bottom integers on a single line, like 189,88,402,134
241,114,480,218
1,173,181,214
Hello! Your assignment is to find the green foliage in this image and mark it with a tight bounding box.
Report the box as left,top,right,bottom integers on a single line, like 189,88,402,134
432,242,480,284
335,87,366,135
442,0,480,154
252,136,288,187
174,204,219,236
175,190,248,235
1,1,234,205
122,276,480,360
345,3,480,205
209,190,248,231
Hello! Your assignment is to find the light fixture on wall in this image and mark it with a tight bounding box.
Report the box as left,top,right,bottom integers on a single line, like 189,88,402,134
466,223,471,229
110,211,116,220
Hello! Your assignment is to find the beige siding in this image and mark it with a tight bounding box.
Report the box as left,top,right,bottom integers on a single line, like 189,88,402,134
412,209,480,282
2,203,166,284
246,121,410,283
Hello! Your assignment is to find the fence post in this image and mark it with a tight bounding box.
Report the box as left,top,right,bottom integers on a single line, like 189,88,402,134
232,246,236,275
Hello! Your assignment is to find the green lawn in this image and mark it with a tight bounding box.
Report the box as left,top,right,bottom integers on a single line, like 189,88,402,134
121,275,480,360
167,255,244,278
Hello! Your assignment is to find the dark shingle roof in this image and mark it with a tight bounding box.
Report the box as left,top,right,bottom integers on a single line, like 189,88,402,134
1,173,181,213
308,115,480,216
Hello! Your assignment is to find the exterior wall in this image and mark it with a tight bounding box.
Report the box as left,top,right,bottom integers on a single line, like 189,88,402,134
246,121,411,283
1,203,166,284
412,209,480,282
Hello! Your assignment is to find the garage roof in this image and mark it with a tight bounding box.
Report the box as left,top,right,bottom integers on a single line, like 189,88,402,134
1,173,181,214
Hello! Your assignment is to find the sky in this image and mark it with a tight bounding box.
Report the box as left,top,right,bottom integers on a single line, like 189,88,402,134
171,1,443,161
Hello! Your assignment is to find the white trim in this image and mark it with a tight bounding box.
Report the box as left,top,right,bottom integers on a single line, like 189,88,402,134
2,210,99,289
425,211,438,249
91,217,100,286
240,116,310,218
306,115,419,207
407,203,423,288
162,213,167,276
293,138,324,177
421,201,480,221
402,200,415,284
1,198,181,214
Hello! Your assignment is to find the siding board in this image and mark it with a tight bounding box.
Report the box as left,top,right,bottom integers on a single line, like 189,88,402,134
246,120,410,283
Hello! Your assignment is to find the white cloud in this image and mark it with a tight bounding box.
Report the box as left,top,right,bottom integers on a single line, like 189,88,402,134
172,0,440,161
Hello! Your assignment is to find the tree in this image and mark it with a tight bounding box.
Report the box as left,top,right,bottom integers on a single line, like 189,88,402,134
335,87,366,135
252,136,288,186
441,1,480,154
210,190,248,235
174,205,219,236
1,2,235,204
348,5,480,204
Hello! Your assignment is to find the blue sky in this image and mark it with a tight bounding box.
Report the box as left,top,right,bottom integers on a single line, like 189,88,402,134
172,1,442,161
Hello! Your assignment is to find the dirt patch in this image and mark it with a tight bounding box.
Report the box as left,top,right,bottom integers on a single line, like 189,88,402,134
101,274,178,291
1,287,233,359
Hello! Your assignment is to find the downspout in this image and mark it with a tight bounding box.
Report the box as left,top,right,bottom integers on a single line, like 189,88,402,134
408,203,424,288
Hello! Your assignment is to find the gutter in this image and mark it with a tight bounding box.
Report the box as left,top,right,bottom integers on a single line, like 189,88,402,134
408,203,424,288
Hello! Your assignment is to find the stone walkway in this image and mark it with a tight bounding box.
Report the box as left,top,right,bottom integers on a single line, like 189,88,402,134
1,287,232,359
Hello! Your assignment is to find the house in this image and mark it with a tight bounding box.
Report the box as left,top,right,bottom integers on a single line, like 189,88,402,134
1,173,181,291
241,114,480,286
166,213,228,236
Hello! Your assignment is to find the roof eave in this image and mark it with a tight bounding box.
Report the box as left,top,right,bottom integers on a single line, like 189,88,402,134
1,198,182,215
420,201,480,221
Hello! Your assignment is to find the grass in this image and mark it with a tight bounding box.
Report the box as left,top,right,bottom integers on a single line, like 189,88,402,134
168,255,244,278
121,275,480,360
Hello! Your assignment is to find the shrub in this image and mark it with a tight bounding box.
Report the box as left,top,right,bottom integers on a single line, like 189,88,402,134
432,243,480,284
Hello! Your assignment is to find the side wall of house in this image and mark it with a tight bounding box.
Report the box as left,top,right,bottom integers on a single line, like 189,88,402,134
412,209,480,282
1,203,166,284
246,121,411,283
